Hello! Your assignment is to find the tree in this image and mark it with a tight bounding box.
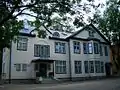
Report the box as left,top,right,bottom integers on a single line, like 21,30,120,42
93,0,120,73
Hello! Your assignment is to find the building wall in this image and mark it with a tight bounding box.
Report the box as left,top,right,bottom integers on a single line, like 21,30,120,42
3,26,111,80
8,36,70,79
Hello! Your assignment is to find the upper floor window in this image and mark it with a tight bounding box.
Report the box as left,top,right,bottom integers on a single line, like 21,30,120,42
73,41,80,54
88,42,93,54
83,43,88,54
89,30,94,37
55,42,66,54
83,42,93,54
34,45,50,58
100,45,103,56
17,37,28,51
104,46,108,56
94,43,99,54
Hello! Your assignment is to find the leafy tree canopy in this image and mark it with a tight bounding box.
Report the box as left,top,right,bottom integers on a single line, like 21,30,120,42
93,0,120,71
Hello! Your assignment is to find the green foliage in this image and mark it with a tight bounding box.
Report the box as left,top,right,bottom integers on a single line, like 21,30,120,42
93,0,120,71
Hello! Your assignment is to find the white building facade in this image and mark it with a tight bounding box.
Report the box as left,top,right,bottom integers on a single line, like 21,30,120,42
2,24,111,81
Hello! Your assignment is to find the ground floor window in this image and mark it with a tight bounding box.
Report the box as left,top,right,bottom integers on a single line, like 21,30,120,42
55,61,66,74
95,61,101,73
74,61,82,74
14,63,27,71
84,61,104,73
84,61,89,73
89,61,94,73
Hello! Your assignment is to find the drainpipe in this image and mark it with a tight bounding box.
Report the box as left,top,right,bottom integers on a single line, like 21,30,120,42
68,40,72,81
9,41,12,84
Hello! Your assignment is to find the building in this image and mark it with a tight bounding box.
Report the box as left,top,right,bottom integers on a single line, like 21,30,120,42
2,23,111,82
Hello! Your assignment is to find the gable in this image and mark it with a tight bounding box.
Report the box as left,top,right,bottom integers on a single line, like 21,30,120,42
68,24,109,43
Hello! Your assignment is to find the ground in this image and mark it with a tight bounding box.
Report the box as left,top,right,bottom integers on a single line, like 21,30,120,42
0,78,120,90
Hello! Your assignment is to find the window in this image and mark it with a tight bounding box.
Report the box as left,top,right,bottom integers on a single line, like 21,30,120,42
84,61,89,73
89,61,94,73
88,42,93,54
101,62,104,73
94,43,99,54
55,42,66,54
100,45,103,56
17,37,28,51
95,61,101,73
14,64,27,71
55,61,66,74
89,30,94,37
104,46,108,56
34,45,50,58
15,64,21,71
74,61,82,74
73,41,80,54
22,64,27,71
83,43,88,54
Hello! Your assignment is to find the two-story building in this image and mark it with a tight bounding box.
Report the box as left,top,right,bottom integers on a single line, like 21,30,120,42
2,23,111,82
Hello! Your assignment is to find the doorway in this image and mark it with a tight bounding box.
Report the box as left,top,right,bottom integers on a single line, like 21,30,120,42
39,63,47,77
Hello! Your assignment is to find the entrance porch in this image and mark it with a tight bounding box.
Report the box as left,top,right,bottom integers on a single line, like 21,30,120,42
32,59,54,78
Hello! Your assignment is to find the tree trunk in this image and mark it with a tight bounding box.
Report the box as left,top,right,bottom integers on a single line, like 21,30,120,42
0,48,3,80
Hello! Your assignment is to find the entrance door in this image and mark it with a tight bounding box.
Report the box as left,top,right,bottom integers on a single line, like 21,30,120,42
39,63,47,77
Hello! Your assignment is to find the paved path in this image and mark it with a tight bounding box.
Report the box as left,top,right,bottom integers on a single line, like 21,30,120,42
0,78,120,90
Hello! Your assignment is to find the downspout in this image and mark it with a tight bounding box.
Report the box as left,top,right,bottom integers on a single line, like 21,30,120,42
9,41,12,84
68,39,72,81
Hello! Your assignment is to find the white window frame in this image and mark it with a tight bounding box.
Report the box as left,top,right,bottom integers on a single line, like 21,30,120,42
55,61,66,74
55,42,66,54
17,37,28,51
95,61,101,73
73,41,81,54
88,42,93,54
34,44,50,57
89,61,94,73
22,64,27,71
74,61,82,74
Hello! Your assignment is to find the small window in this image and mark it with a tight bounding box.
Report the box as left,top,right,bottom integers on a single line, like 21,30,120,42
73,41,80,54
17,37,28,51
15,64,21,71
53,32,60,37
22,64,27,71
89,30,94,37
74,61,82,74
